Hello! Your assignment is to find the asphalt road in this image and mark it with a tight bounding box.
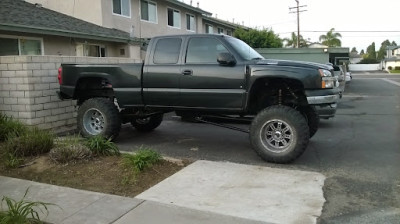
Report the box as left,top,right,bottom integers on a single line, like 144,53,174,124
115,73,400,223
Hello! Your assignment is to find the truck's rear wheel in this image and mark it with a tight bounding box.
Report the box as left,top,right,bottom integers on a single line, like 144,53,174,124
78,98,121,139
131,114,163,132
249,105,309,163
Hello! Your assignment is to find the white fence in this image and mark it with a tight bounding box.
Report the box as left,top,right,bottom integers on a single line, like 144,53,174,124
349,64,381,71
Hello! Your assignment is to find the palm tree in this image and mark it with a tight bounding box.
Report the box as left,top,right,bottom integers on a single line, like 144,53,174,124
283,32,308,48
319,28,342,47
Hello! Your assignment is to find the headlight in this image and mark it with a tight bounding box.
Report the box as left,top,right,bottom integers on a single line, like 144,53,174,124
319,69,332,77
319,69,336,88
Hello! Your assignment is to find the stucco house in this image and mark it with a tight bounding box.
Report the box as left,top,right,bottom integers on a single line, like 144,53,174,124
382,46,400,71
0,0,142,58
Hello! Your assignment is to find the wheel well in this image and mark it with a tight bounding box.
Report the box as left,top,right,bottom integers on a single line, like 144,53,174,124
74,77,115,105
248,78,308,113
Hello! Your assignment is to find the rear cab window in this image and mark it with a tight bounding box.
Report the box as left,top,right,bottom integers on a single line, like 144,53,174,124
153,38,182,64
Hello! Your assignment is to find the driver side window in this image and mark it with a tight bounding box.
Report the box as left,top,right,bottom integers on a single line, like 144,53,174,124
186,37,229,64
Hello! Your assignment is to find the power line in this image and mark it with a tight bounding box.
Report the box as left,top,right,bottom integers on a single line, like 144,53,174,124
302,31,400,33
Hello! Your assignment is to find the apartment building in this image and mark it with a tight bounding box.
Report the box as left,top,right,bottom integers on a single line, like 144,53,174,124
8,0,245,59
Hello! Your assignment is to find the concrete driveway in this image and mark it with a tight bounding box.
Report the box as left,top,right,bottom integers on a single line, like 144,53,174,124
115,73,400,223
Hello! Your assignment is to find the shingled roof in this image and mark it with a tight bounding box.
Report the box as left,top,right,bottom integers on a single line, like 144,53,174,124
0,0,134,43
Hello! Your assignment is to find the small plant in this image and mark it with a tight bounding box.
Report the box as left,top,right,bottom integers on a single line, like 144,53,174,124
5,128,54,157
0,114,27,142
50,136,92,163
0,188,54,224
123,147,161,171
85,135,120,156
3,153,24,168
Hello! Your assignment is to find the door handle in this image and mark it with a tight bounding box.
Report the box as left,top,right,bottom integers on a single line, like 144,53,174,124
182,70,193,76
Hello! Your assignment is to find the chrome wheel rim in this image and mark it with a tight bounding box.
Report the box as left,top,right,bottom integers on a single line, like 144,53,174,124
83,108,105,135
260,119,293,153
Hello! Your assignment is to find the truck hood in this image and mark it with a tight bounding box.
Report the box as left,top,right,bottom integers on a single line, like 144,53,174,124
256,59,332,70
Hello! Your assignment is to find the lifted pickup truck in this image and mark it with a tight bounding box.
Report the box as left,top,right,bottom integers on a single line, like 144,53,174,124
58,34,339,163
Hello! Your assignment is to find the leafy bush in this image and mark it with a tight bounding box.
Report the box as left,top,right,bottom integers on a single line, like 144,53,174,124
0,188,54,224
358,58,379,64
85,135,120,156
50,136,92,163
3,153,24,169
388,66,393,70
395,66,400,70
0,114,27,142
5,128,54,157
123,148,161,171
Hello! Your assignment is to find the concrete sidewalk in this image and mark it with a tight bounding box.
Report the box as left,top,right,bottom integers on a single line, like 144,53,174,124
0,160,326,224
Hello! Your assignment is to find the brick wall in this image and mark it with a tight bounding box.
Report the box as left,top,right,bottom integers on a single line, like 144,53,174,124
0,56,139,133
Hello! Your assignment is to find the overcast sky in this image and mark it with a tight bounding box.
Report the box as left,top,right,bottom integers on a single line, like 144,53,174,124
193,0,400,52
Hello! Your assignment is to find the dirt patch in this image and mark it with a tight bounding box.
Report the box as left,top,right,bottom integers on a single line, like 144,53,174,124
0,155,189,197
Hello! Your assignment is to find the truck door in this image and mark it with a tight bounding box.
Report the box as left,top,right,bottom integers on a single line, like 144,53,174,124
143,37,182,106
179,36,246,110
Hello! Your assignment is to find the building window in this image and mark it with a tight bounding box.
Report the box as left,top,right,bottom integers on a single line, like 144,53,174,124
186,14,195,31
167,8,181,28
76,44,106,57
0,36,42,56
112,0,130,17
141,0,157,23
205,24,213,34
217,28,224,34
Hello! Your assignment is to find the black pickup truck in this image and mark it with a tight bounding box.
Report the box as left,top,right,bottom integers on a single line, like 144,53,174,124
58,34,339,163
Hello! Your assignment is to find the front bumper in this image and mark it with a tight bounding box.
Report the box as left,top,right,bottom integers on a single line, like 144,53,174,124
306,94,339,105
306,89,340,119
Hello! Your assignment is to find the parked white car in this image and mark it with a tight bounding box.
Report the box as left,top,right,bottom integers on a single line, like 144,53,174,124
345,72,352,83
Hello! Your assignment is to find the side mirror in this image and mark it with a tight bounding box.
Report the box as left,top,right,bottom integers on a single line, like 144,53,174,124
217,53,236,66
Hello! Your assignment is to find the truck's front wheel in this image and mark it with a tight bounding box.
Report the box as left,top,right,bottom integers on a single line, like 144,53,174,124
299,105,319,138
78,98,121,139
249,105,309,163
131,114,163,132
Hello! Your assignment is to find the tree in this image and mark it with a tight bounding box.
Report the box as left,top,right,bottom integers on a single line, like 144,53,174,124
283,32,308,48
366,42,376,60
391,41,397,46
351,47,358,54
377,40,391,61
319,28,342,47
234,28,283,48
359,42,378,64
360,49,365,56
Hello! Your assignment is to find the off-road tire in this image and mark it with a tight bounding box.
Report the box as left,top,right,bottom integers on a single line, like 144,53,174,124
300,105,319,138
249,105,309,163
131,114,163,132
77,98,121,139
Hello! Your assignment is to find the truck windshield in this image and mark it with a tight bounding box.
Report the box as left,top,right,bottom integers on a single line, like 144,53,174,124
226,37,264,61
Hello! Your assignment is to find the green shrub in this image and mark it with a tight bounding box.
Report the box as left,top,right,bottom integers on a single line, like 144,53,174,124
0,114,27,142
0,188,54,224
3,153,24,169
388,66,393,70
395,66,400,70
85,136,120,156
50,136,92,163
123,148,161,171
6,128,54,157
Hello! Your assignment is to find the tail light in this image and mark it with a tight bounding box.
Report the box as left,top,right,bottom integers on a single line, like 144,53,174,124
58,67,62,85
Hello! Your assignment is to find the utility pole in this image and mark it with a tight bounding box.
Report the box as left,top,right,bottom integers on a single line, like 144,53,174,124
289,0,307,48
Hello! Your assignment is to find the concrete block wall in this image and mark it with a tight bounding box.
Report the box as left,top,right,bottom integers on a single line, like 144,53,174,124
0,56,139,133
